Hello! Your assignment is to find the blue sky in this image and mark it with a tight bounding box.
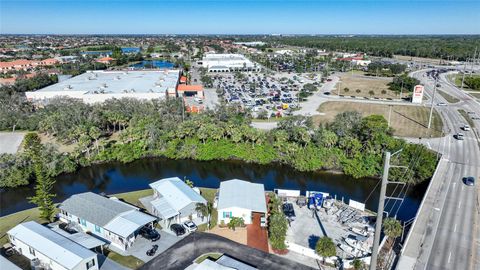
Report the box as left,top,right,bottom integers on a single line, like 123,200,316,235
1,0,479,34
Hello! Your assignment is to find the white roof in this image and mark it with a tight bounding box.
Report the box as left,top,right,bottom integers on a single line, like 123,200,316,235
50,227,106,250
217,179,267,213
149,177,207,212
103,210,156,238
151,197,180,219
8,221,96,269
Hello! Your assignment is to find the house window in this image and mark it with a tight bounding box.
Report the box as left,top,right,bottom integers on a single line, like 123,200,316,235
86,259,95,269
223,211,232,218
29,246,35,256
80,219,87,226
95,225,101,233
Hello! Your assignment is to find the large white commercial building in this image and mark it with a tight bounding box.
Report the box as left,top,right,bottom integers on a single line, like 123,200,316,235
199,53,260,73
26,70,180,104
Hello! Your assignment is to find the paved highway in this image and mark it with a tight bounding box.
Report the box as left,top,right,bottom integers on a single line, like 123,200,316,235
398,69,480,270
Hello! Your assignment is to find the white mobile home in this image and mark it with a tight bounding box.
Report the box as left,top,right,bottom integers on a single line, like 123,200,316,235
7,221,98,270
58,192,156,251
217,179,267,225
149,177,207,227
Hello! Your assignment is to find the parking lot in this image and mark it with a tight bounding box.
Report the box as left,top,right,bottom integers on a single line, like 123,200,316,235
213,72,320,117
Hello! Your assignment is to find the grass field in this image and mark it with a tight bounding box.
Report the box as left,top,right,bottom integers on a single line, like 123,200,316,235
437,90,460,103
107,251,144,269
458,109,476,128
448,74,480,90
0,208,45,246
333,73,406,99
113,189,153,207
314,101,444,138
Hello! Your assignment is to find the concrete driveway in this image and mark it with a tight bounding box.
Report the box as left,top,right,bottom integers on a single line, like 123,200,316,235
127,230,181,262
0,132,25,154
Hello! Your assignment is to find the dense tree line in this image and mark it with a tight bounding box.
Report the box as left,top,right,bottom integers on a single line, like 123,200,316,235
388,74,420,93
269,36,480,61
0,95,438,188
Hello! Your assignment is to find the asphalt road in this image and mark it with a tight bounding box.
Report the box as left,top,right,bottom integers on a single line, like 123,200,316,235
140,232,314,270
398,69,480,270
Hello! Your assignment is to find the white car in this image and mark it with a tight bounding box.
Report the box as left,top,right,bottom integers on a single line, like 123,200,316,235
437,102,447,106
183,221,197,232
462,125,471,131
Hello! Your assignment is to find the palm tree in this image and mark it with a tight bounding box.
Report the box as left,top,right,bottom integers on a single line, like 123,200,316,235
195,202,213,228
315,237,336,263
383,217,402,239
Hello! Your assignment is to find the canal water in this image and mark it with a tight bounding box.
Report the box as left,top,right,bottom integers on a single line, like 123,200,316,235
0,157,428,221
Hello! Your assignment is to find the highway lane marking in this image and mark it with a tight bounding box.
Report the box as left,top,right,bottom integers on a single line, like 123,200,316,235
459,201,462,209
434,207,440,211
448,251,452,264
454,223,457,232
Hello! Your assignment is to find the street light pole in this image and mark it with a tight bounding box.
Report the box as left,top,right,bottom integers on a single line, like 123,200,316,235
428,78,438,129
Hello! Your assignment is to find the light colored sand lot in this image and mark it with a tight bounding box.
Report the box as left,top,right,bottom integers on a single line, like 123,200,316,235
208,226,247,245
314,101,444,138
0,132,25,154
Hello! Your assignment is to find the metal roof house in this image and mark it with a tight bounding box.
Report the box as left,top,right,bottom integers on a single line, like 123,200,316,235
58,192,156,251
7,221,98,270
149,177,207,227
191,254,258,270
217,179,267,225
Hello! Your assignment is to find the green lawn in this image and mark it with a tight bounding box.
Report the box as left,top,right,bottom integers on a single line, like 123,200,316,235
0,208,46,246
107,251,144,269
437,90,460,103
194,253,223,264
112,189,153,207
458,109,476,128
198,188,218,231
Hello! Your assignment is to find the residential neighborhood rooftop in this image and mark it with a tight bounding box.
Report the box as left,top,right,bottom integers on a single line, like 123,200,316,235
7,221,96,270
217,179,267,213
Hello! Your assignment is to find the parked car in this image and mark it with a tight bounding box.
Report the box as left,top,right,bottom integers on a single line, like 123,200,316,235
463,176,476,186
183,221,197,232
437,102,447,106
282,203,296,220
146,244,158,256
296,196,307,207
170,223,186,236
139,227,160,241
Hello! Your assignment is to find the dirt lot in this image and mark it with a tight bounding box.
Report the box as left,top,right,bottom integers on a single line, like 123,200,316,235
208,226,247,245
314,101,444,138
333,72,405,99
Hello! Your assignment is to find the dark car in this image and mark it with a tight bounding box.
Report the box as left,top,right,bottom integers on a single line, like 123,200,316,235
139,227,160,241
170,223,186,236
282,203,296,220
463,176,476,186
146,244,158,256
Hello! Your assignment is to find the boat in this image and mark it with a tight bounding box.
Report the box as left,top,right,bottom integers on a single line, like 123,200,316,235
351,227,368,237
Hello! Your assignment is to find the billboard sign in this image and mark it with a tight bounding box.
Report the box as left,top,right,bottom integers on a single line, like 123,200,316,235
412,85,424,104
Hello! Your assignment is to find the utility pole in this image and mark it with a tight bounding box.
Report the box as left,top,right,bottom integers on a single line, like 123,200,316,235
428,77,438,129
370,151,391,270
370,150,406,270
461,60,467,89
388,105,393,127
